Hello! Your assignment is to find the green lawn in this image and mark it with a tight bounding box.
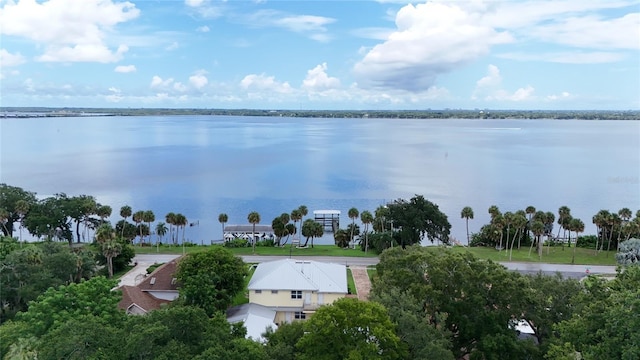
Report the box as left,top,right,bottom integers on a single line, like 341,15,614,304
446,246,618,266
113,265,134,279
134,243,618,266
135,244,378,257
347,269,357,295
366,268,377,284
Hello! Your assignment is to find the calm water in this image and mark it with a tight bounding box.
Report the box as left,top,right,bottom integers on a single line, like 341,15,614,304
1,115,638,245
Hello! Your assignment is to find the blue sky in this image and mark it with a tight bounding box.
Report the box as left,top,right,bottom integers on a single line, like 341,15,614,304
0,0,638,110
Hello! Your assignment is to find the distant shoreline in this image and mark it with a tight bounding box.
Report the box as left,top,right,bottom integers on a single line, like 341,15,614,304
2,107,639,120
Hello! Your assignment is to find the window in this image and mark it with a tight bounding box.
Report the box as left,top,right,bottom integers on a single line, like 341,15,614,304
271,290,278,294
291,290,302,299
255,290,262,294
294,311,306,320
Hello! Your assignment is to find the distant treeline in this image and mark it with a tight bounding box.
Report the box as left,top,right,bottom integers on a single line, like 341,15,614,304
2,107,639,120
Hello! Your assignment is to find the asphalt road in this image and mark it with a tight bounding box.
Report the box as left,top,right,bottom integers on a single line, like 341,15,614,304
133,254,618,280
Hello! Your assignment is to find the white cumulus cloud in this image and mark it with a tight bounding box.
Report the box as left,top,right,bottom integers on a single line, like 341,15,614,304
302,63,341,91
114,64,137,73
189,74,209,89
196,25,210,33
150,75,174,89
0,0,139,63
0,49,25,67
240,74,293,94
473,64,536,102
353,2,512,91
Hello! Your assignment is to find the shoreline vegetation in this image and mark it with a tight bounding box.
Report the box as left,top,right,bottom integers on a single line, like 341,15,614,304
134,243,619,265
2,107,640,120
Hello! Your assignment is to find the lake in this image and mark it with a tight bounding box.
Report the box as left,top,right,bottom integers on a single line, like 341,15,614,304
1,115,638,245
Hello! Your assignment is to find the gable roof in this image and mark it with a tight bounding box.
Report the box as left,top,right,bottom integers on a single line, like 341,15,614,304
227,303,277,342
118,285,170,313
248,259,347,293
137,257,181,292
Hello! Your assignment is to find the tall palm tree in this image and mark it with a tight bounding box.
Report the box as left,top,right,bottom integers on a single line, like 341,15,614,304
155,222,167,244
488,205,501,220
530,221,545,259
503,211,513,254
120,205,132,238
544,211,555,253
132,210,145,245
95,223,120,278
348,207,359,248
509,213,527,260
278,213,290,246
492,213,505,250
248,211,260,254
165,212,176,244
298,205,308,238
15,199,29,243
97,205,112,224
360,210,373,253
143,210,155,244
569,218,584,264
374,205,389,233
175,213,187,244
290,209,302,242
460,206,474,246
218,213,228,242
557,206,571,241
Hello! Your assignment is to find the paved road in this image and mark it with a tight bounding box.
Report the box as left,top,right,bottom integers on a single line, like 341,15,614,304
131,254,618,281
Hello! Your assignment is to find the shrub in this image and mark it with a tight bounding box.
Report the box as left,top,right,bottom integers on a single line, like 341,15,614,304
224,238,248,248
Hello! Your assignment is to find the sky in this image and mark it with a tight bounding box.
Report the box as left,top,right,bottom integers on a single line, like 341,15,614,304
0,0,638,110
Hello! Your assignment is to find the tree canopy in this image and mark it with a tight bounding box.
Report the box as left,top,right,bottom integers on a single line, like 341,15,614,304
175,247,247,316
386,195,451,247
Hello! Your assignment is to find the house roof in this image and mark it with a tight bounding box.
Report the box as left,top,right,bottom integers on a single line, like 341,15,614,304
227,303,277,342
224,224,274,233
248,259,347,293
137,257,181,292
118,285,170,313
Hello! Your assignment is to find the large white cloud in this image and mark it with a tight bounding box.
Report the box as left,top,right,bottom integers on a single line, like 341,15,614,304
0,49,25,67
302,63,341,91
0,0,139,63
353,2,512,91
240,74,293,94
189,74,209,90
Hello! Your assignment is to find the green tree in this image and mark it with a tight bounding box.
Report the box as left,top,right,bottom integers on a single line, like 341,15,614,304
0,184,37,237
569,218,584,264
386,195,451,247
296,297,406,360
16,276,123,337
175,247,247,316
290,209,302,242
166,212,177,244
373,247,535,360
143,210,155,244
301,218,323,248
14,200,30,243
96,204,112,223
23,194,73,243
247,211,260,253
298,205,308,235
218,213,228,242
461,206,474,246
155,222,168,245
175,213,188,244
360,210,374,252
119,205,132,238
272,213,290,246
348,207,359,247
263,321,305,360
132,210,145,244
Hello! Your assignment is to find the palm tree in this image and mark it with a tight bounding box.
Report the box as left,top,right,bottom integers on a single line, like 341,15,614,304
557,206,571,242
120,205,132,238
0,209,9,237
503,211,513,255
15,199,29,243
360,210,374,253
218,213,228,242
248,211,260,254
132,210,145,245
374,205,389,233
102,239,122,278
348,207,359,248
165,212,176,244
544,211,555,253
530,221,545,259
488,205,501,220
492,213,505,250
298,205,308,238
509,213,527,260
155,222,167,244
175,213,188,244
277,213,290,246
290,209,302,243
460,206,474,246
569,218,584,264
97,205,112,224
143,210,155,244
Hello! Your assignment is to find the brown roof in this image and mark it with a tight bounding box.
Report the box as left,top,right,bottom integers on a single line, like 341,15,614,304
137,257,181,292
118,285,170,313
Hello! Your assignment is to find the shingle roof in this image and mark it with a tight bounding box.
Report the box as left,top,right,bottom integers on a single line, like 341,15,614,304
137,258,181,292
248,259,347,293
118,285,170,313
